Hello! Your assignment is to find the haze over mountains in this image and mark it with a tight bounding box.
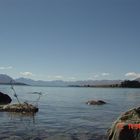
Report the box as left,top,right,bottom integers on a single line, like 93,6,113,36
16,77,122,87
0,74,123,86
135,78,140,82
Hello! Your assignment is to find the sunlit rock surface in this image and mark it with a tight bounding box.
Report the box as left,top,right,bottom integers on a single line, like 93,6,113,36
0,103,38,113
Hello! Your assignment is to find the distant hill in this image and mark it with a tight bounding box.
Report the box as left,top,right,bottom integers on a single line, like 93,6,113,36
16,78,69,86
0,74,122,87
16,77,122,87
3,74,140,87
135,77,140,82
0,74,13,83
0,74,27,85
120,80,140,88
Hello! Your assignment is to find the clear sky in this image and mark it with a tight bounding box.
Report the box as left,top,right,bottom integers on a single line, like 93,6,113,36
0,0,140,81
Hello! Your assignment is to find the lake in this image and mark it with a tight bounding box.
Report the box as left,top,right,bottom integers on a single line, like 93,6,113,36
0,85,140,140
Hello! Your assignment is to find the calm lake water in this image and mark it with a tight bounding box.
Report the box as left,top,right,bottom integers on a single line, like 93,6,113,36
0,85,140,140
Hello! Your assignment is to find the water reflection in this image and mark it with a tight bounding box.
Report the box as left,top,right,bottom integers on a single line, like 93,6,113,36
6,111,36,123
0,86,140,139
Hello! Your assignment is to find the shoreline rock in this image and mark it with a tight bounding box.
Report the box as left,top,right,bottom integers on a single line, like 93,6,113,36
0,103,38,113
0,92,12,105
107,107,140,140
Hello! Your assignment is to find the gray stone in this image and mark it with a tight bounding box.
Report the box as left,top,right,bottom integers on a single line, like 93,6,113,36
86,100,106,105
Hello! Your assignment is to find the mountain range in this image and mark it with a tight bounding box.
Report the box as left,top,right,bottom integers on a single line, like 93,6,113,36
0,74,140,87
16,77,123,87
0,74,26,85
0,74,121,86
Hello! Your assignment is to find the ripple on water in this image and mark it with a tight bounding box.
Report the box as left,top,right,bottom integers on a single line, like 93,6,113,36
0,86,140,140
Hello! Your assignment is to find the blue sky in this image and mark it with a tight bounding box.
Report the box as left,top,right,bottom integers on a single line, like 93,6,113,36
0,0,140,81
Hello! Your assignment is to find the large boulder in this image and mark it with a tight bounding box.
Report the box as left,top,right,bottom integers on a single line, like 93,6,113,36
107,107,140,140
86,100,106,105
0,92,12,104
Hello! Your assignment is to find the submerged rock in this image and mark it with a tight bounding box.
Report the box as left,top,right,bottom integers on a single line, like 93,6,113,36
30,137,42,140
86,100,106,105
45,134,73,140
0,103,38,113
3,136,24,140
0,92,12,105
107,107,140,140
